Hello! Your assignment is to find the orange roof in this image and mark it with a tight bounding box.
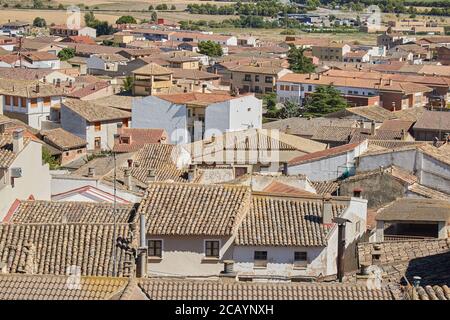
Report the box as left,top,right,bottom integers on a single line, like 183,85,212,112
67,36,96,45
113,128,167,153
157,92,246,106
279,73,432,94
263,181,315,196
21,52,58,61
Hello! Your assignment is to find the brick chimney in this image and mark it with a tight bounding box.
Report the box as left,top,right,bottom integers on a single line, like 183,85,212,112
87,167,95,178
370,120,376,136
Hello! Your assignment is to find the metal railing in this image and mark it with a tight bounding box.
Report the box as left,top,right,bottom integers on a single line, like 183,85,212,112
384,234,435,241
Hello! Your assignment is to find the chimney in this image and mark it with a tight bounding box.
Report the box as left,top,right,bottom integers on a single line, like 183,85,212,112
187,164,197,182
56,79,61,88
282,162,288,176
12,129,24,154
400,129,406,141
388,79,393,86
136,214,148,278
124,168,132,190
322,195,333,224
433,137,439,147
370,120,376,136
42,76,46,83
35,83,40,93
285,125,292,135
202,83,207,93
146,169,156,183
127,159,133,168
0,123,5,135
317,73,322,80
87,167,95,178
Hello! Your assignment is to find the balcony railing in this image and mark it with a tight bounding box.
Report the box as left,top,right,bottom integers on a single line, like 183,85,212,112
384,234,435,241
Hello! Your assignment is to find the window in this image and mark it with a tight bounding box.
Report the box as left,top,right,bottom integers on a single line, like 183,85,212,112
244,74,251,81
205,240,220,258
308,85,312,92
30,98,38,108
147,239,162,258
120,137,130,144
5,95,11,106
264,87,273,93
65,152,70,156
254,251,267,268
43,97,51,107
94,122,101,132
254,86,260,93
94,137,101,149
13,96,19,107
294,251,308,268
255,75,260,82
20,98,27,108
265,76,273,83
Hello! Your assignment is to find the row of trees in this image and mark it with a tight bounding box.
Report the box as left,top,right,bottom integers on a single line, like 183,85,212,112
187,1,305,17
85,12,115,36
148,4,177,11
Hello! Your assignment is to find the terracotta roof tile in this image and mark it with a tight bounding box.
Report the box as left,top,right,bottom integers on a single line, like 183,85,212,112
40,128,87,150
137,278,395,300
6,200,135,223
0,223,136,276
289,142,363,166
62,98,131,122
113,128,167,153
138,182,252,236
236,194,348,246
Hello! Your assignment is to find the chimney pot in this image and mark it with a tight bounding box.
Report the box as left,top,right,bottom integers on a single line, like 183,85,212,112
322,195,333,224
87,167,95,178
370,120,376,136
124,168,132,190
146,168,156,183
187,164,197,182
285,125,292,135
12,129,24,154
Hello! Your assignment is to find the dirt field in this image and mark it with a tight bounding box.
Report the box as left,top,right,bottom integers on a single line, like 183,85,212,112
0,9,122,24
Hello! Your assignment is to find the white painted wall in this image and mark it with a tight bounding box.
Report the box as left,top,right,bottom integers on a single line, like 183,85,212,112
0,141,51,219
132,96,188,144
288,140,369,181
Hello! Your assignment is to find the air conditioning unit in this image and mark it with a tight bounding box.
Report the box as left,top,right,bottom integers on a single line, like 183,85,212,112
10,168,22,178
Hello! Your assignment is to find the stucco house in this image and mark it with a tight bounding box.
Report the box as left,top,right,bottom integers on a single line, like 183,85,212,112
136,182,368,279
132,92,262,143
60,98,131,151
0,80,64,130
0,127,51,220
287,140,369,182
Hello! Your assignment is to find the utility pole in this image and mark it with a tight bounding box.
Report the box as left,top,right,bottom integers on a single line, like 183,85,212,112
112,150,117,277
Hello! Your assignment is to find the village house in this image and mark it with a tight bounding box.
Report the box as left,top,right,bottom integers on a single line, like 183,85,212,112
66,81,115,101
132,63,174,96
132,92,262,143
20,52,61,69
137,182,368,279
113,128,168,153
373,198,449,242
60,98,131,151
277,73,432,111
0,80,64,130
287,140,369,182
50,25,97,38
87,54,129,73
376,33,416,49
180,129,327,174
357,143,450,194
230,64,292,97
412,110,450,141
40,128,87,166
0,127,51,219
0,20,30,36
437,46,450,66
311,43,351,62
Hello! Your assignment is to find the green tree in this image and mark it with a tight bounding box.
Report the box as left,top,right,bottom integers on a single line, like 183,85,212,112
42,147,59,170
278,101,302,119
84,11,97,27
287,45,315,74
33,0,44,9
171,5,176,10
57,3,64,9
263,92,278,118
303,85,347,117
33,17,47,28
122,76,134,92
57,47,76,61
151,11,158,22
198,40,223,57
116,15,137,24
148,5,154,10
